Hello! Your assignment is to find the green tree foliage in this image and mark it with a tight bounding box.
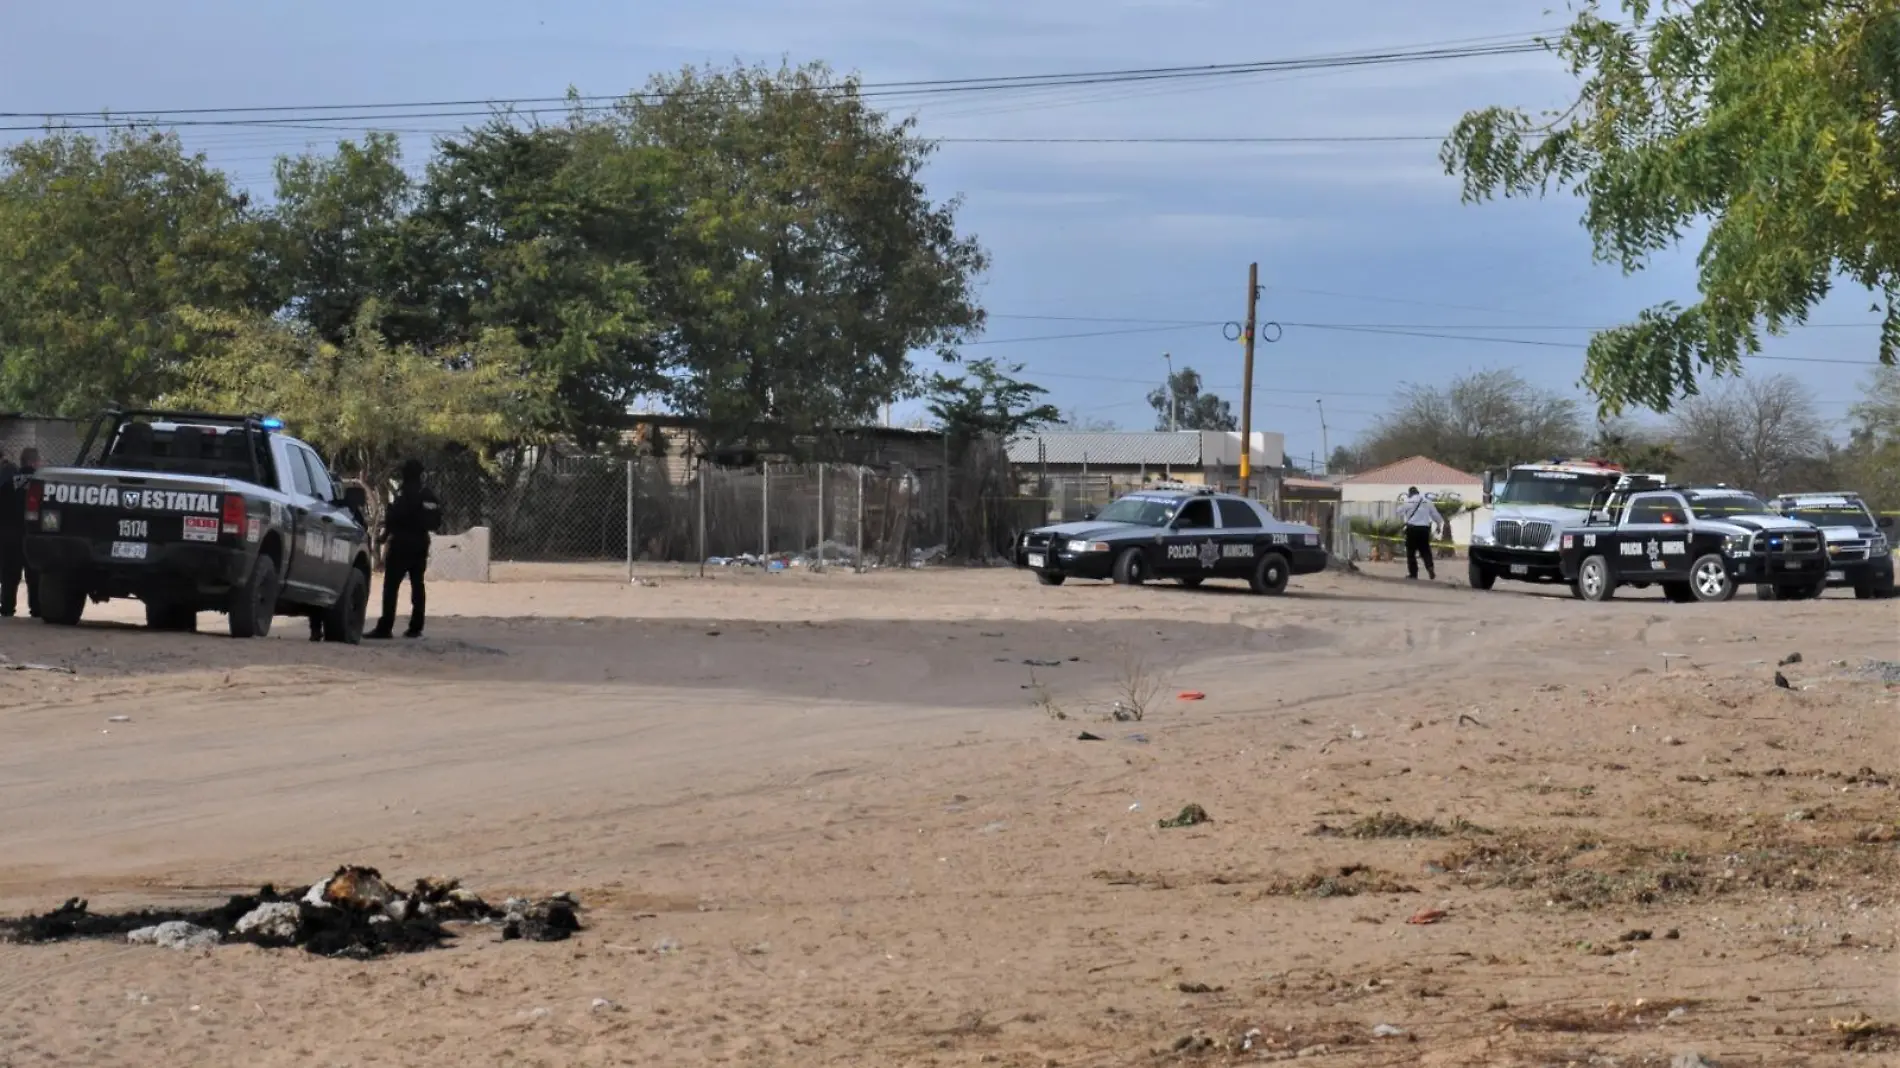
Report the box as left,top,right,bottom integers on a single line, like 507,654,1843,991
1358,369,1584,473
622,62,988,448
406,120,661,439
1587,416,1680,474
267,132,416,345
1147,367,1236,431
926,358,1060,441
0,130,267,413
1844,365,1900,513
166,307,550,500
1442,1,1900,412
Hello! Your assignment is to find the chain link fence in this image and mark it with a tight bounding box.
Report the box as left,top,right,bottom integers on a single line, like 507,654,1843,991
0,416,85,468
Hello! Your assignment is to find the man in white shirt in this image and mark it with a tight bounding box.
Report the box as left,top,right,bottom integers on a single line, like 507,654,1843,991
1397,486,1441,580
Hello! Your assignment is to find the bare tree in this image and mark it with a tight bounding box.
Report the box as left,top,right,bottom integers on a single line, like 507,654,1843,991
1356,369,1584,473
1668,375,1826,492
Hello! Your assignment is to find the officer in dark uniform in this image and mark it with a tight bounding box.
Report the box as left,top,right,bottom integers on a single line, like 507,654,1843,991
367,458,441,640
1,448,41,618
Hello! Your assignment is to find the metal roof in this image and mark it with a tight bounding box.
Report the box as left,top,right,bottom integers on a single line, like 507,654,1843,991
1340,455,1480,486
1006,431,1204,466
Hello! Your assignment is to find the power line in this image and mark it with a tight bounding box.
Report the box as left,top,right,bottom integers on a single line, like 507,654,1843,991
0,36,1557,133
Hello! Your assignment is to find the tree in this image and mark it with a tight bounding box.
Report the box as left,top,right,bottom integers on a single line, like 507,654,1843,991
1356,369,1584,473
1842,365,1900,514
1055,409,1120,432
925,358,1060,441
1587,416,1680,474
407,120,661,439
0,130,267,414
622,62,987,448
1442,1,1900,412
1667,375,1826,491
267,132,416,345
1147,367,1235,431
166,306,550,516
1326,445,1368,477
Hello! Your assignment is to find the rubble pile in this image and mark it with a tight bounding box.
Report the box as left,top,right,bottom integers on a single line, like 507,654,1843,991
0,866,581,959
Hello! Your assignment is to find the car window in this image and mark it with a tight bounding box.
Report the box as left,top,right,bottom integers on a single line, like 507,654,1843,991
1627,495,1687,526
1174,499,1215,529
282,443,316,498
1216,499,1260,528
297,447,335,502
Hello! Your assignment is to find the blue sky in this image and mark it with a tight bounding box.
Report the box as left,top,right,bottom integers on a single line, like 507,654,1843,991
1,0,1883,466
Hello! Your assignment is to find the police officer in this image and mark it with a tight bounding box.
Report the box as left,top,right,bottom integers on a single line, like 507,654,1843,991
367,458,441,640
1,448,41,617
1397,485,1441,581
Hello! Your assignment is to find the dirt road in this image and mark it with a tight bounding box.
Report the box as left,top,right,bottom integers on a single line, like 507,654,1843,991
1,564,1894,1066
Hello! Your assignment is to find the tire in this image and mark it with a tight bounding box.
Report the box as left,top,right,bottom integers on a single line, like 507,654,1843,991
143,600,198,632
322,566,369,644
36,570,86,627
1576,555,1616,602
228,556,279,639
1249,551,1291,596
1663,582,1695,604
1035,571,1066,587
1112,547,1149,586
1689,554,1735,603
1177,576,1204,589
1467,558,1496,591
1755,584,1780,601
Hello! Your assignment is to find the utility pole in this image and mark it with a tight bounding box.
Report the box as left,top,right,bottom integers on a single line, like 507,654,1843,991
1315,398,1329,471
1163,352,1176,432
1239,262,1260,497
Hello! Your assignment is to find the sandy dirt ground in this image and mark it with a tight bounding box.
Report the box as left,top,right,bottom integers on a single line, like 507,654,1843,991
0,561,1895,1067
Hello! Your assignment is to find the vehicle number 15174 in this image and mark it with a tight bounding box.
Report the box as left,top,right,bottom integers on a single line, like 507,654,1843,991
117,519,148,539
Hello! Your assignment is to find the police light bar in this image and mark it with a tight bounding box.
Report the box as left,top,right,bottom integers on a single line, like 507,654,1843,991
259,417,284,430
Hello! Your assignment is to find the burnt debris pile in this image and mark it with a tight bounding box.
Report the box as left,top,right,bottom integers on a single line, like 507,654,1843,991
0,866,581,959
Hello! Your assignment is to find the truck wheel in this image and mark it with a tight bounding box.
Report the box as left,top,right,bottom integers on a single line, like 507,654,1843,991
1689,554,1735,603
228,556,280,639
1112,548,1148,586
1035,571,1066,586
36,571,86,627
1755,584,1780,601
1576,555,1616,602
1777,578,1827,601
144,601,197,632
1249,552,1291,596
1467,558,1496,591
1663,582,1695,603
1176,576,1204,589
322,567,369,644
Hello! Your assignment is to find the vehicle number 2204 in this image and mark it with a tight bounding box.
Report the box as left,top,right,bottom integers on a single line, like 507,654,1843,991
117,519,149,539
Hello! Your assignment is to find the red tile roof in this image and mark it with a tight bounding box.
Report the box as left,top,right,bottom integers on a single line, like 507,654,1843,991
1340,455,1480,486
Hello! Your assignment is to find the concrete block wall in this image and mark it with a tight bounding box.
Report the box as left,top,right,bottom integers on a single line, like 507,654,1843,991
425,526,491,583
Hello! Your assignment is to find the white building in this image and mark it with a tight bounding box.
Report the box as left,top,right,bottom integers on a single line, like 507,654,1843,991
1339,455,1485,545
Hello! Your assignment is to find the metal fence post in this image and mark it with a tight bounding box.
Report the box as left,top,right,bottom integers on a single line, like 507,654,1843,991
816,464,826,572
696,458,707,578
855,465,865,573
761,462,770,559
625,459,634,582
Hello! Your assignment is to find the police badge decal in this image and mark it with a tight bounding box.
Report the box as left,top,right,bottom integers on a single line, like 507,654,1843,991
1197,539,1218,569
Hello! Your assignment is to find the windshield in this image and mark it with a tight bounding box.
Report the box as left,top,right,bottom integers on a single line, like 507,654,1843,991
1688,492,1770,519
1495,472,1617,509
1783,504,1875,529
1094,496,1177,527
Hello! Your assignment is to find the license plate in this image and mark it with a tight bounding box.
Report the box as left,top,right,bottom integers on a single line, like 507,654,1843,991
182,516,219,542
1827,569,1844,582
1509,564,1528,575
1781,560,1802,570
1026,553,1045,569
110,541,148,560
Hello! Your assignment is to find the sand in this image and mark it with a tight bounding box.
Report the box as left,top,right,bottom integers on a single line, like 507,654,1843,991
0,562,1895,1066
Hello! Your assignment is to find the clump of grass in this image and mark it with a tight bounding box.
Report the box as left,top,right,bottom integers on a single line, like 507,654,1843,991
1310,812,1489,839
1259,864,1418,899
1110,641,1171,722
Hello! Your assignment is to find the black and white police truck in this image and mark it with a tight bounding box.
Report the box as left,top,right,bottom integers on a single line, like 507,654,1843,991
21,409,373,639
1015,483,1326,595
1557,482,1828,603
1469,459,1666,590
1766,491,1895,600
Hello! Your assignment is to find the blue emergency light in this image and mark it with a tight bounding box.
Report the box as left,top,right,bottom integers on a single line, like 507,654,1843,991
260,417,284,430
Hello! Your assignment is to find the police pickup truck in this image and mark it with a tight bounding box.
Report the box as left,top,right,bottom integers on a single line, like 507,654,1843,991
22,409,373,640
1766,492,1895,600
1015,483,1325,595
1469,459,1663,590
1558,482,1828,603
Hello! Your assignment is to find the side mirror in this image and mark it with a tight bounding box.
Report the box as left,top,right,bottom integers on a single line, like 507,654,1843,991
1481,471,1495,506
1880,515,1894,529
1083,510,1097,521
341,485,368,511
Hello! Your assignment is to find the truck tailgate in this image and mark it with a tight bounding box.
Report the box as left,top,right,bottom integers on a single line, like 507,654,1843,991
35,469,237,549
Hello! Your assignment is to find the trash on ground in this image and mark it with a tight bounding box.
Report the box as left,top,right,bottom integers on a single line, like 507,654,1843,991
1158,804,1211,829
1774,671,1792,689
0,866,581,959
1406,908,1447,925
1177,690,1206,701
1779,651,1803,666
1370,1023,1406,1038
1076,731,1105,741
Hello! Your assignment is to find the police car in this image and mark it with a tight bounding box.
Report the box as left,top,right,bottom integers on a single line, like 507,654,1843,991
1557,483,1828,603
1766,492,1895,599
1015,483,1326,595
